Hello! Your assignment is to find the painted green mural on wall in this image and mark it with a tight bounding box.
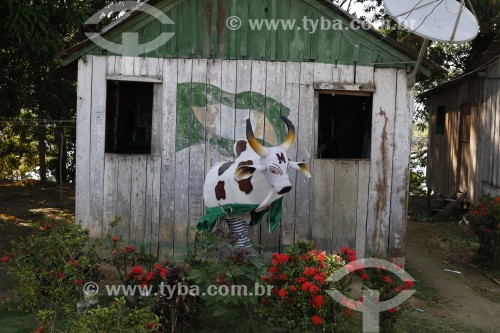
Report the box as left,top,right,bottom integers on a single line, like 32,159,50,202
176,83,291,156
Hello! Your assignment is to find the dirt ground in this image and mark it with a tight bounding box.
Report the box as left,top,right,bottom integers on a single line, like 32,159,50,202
0,181,499,331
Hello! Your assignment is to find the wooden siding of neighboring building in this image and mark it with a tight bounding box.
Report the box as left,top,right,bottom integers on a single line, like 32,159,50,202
76,55,413,259
427,61,500,203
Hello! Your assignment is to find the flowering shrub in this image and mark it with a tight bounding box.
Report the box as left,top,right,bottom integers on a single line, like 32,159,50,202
65,297,160,333
466,195,500,267
257,240,352,332
349,255,414,332
4,218,100,332
186,229,267,331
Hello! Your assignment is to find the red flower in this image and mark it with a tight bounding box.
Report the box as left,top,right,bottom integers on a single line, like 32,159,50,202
301,281,313,292
1,256,9,262
311,315,322,326
36,326,44,333
112,235,119,242
73,260,79,267
276,253,289,264
261,275,269,282
344,309,352,316
278,288,287,298
494,197,500,204
268,266,278,275
126,246,136,252
404,279,414,288
112,250,118,256
360,272,369,280
340,246,349,253
261,297,269,305
472,210,478,215
313,274,324,284
312,295,324,308
279,273,287,280
295,277,306,284
301,254,309,261
388,307,397,313
145,322,154,329
290,285,297,292
74,279,83,286
383,276,391,283
56,272,64,279
304,267,318,276
131,266,144,275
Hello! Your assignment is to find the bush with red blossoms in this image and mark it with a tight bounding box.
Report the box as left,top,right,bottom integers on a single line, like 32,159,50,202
344,252,414,332
257,240,354,332
466,195,500,267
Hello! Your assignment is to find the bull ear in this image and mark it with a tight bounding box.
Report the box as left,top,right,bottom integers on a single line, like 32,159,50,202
289,161,311,178
235,165,266,181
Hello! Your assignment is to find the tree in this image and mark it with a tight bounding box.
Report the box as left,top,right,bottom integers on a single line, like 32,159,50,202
0,0,139,181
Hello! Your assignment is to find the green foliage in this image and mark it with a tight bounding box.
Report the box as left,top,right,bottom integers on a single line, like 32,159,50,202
465,195,500,268
257,240,352,332
356,261,413,332
3,218,100,332
65,297,160,333
186,229,267,332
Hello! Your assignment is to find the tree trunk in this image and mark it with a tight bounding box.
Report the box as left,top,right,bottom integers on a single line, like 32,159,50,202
37,121,47,182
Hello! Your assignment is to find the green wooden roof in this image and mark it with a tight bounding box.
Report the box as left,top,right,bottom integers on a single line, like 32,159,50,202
61,0,440,76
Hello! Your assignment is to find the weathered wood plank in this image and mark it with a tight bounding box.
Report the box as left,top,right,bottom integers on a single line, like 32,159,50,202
261,61,283,252
335,64,355,84
332,160,358,252
75,57,93,228
281,61,301,248
248,60,267,246
311,159,334,252
150,157,162,257
235,60,252,140
295,62,314,242
116,156,133,241
356,161,370,259
313,63,334,83
187,59,208,252
88,56,107,237
313,83,375,93
130,156,147,247
366,68,397,256
159,59,178,260
121,56,135,76
143,156,155,254
205,60,223,175
173,59,193,260
355,65,375,85
151,83,163,157
103,154,118,235
388,70,412,258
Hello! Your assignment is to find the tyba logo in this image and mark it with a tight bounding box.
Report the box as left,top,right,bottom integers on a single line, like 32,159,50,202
85,1,175,56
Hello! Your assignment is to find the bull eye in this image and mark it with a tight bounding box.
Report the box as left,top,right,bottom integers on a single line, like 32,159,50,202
269,166,280,175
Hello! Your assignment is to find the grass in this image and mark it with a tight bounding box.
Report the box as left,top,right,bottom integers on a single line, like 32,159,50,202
404,265,440,306
0,308,37,332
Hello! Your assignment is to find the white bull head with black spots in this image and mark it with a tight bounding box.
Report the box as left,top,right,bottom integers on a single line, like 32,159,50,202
203,116,311,213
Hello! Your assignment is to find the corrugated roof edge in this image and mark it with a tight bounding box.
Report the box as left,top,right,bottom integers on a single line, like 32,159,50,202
421,54,500,98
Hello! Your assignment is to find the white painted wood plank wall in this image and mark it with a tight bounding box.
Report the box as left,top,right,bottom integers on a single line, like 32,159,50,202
76,56,412,259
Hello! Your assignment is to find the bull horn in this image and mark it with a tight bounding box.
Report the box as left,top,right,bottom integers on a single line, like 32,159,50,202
280,115,295,151
246,119,269,158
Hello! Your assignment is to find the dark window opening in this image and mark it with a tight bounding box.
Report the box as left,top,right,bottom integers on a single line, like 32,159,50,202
317,93,372,159
436,106,446,135
105,81,154,154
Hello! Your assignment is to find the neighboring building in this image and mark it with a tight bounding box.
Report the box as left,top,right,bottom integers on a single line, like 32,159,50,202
424,42,500,205
61,0,439,259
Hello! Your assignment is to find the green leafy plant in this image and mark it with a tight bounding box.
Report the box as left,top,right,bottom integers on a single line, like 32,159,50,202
3,218,100,332
351,256,413,332
186,229,267,332
257,240,352,332
465,195,500,267
65,297,159,333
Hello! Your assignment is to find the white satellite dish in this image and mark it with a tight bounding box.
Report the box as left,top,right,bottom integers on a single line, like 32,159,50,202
384,0,479,43
383,0,480,87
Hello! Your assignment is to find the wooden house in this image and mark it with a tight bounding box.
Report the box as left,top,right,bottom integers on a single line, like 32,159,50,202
61,0,439,259
424,44,500,206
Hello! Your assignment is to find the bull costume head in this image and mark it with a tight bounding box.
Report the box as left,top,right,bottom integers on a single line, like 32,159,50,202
198,116,311,247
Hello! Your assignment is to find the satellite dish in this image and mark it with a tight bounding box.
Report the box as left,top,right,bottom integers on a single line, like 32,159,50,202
384,0,479,43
